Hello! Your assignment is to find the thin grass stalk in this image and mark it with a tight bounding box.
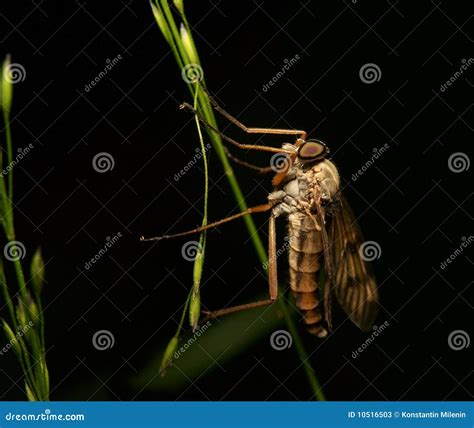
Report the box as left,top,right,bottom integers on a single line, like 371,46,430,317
151,1,324,400
189,86,208,329
3,111,13,204
0,55,49,400
160,289,193,373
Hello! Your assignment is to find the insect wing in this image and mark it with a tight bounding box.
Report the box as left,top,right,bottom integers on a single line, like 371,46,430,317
328,195,379,331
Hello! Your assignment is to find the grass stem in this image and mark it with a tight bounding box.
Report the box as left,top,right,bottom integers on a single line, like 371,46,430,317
0,55,49,401
150,1,324,400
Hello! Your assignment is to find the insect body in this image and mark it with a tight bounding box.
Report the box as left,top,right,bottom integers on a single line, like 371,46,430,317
266,139,377,336
269,143,341,337
141,97,379,336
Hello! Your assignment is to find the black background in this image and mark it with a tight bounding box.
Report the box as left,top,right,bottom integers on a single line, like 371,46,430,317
0,1,472,400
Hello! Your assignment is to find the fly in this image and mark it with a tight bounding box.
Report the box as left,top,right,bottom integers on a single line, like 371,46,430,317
141,93,379,336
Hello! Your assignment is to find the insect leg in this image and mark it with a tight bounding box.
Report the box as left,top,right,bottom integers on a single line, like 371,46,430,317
201,299,274,319
204,89,307,140
140,203,272,242
268,214,278,300
180,102,295,155
223,146,274,174
202,214,278,319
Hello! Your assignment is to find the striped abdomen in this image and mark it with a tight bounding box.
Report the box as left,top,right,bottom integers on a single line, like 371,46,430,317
288,212,328,338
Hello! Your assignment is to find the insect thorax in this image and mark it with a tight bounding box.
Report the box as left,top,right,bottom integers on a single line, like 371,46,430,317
269,159,340,218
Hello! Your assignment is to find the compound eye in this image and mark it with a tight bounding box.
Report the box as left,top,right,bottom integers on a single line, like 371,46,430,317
297,140,328,161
